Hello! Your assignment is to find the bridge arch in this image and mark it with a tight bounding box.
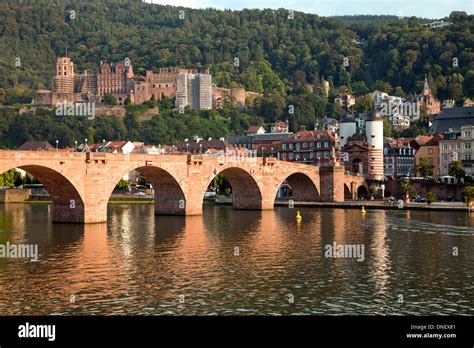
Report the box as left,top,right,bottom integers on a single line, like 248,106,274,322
107,165,187,215
344,183,352,200
275,172,320,202
1,165,86,223
207,167,263,210
357,185,369,200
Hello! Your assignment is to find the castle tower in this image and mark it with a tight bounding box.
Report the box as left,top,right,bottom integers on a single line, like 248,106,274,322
339,110,357,148
53,57,75,94
321,76,330,97
366,108,384,181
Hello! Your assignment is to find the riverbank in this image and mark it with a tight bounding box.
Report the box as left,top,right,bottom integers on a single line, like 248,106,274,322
3,195,471,212
273,200,472,212
215,197,472,212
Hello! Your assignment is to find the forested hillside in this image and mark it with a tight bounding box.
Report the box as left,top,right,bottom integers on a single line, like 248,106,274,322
0,0,473,147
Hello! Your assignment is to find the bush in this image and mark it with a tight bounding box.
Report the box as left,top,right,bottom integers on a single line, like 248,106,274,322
115,179,130,190
426,192,436,204
462,186,474,204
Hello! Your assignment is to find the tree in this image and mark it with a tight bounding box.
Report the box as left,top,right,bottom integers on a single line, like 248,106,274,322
374,80,392,94
368,185,377,200
416,157,434,177
383,118,393,137
115,179,130,190
462,186,474,206
426,192,436,205
353,95,373,113
400,178,416,200
351,81,370,97
464,70,474,99
0,169,19,187
448,160,466,180
103,94,117,105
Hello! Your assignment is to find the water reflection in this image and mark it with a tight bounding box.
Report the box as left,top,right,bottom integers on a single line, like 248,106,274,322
0,203,472,315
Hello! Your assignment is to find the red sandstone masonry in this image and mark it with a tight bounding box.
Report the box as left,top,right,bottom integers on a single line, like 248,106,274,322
0,150,365,223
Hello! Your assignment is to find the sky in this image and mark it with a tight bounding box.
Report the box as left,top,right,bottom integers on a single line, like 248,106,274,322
146,0,473,18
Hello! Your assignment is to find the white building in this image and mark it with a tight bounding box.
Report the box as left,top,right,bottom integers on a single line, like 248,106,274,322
176,71,212,110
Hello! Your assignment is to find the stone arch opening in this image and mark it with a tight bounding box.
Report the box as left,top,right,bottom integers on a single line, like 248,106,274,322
205,167,263,210
344,183,352,200
2,165,85,223
111,166,186,215
357,185,369,200
275,172,319,202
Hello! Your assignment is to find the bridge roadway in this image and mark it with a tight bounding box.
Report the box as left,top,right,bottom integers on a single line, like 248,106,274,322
0,150,366,223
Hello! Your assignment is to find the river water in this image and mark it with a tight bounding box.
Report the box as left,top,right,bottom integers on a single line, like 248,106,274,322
0,203,473,315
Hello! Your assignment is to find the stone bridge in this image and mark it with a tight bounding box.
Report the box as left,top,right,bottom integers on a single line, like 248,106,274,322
0,151,368,223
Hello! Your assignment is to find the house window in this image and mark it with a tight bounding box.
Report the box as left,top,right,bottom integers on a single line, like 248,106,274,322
289,143,293,150
317,142,321,148
324,142,329,148
289,153,294,160
303,142,308,149
282,143,287,150
317,152,322,158
465,143,471,149
443,144,448,150
428,148,433,154
310,152,315,159
310,142,315,149
296,143,300,151
282,153,287,160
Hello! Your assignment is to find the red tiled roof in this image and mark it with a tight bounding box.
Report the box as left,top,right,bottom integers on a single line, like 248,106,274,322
247,126,264,133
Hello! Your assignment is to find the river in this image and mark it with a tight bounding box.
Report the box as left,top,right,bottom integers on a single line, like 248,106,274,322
0,203,472,315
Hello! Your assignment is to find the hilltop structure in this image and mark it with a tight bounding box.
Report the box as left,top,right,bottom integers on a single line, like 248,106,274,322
34,56,260,110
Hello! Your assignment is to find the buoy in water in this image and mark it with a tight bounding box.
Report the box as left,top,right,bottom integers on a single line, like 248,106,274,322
361,206,366,213
296,211,302,221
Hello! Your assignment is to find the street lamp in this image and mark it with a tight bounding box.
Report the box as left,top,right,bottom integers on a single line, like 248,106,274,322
186,143,189,154
199,143,202,154
262,147,265,158
271,147,274,158
55,139,59,151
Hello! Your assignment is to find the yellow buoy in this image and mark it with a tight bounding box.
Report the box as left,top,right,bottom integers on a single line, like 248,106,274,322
296,211,302,221
361,206,366,213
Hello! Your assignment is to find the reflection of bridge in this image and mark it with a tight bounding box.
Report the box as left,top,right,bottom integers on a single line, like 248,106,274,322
0,151,367,223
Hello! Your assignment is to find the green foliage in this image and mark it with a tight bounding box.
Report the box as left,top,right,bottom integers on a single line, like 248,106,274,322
462,186,474,203
368,185,377,197
115,179,131,190
400,178,416,197
383,118,393,138
426,191,436,203
0,1,471,103
448,160,466,180
417,157,434,177
103,94,117,105
0,169,22,187
213,173,232,195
